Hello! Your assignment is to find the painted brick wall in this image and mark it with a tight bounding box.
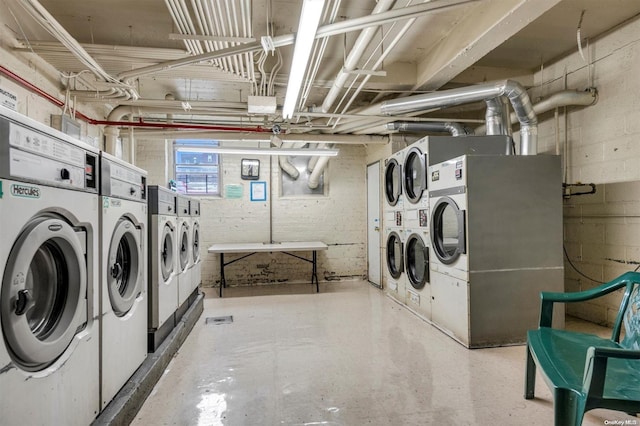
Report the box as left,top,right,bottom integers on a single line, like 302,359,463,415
0,29,104,147
528,16,640,326
136,139,369,287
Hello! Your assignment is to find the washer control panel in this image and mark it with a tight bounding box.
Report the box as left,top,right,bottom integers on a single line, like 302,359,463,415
0,108,98,192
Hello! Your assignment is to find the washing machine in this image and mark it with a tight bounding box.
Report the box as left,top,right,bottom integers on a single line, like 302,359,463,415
188,199,201,299
428,154,564,348
0,106,100,424
147,185,178,352
176,194,192,317
99,152,148,409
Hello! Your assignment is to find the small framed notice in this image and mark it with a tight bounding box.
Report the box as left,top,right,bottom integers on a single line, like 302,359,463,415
250,181,267,201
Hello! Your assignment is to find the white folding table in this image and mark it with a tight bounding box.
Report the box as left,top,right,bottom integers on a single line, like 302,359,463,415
207,241,328,297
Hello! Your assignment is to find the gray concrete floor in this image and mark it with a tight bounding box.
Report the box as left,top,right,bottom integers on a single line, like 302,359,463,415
132,280,638,425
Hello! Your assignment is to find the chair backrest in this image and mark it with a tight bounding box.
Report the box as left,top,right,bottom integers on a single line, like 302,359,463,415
620,283,640,350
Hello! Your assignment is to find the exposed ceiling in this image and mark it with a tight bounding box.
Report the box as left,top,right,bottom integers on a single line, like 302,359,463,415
1,0,639,138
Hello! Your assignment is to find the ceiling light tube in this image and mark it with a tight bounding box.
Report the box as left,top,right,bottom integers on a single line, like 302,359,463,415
282,0,326,120
177,146,339,157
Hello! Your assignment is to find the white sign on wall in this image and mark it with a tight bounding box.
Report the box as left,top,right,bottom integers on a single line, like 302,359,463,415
0,86,18,110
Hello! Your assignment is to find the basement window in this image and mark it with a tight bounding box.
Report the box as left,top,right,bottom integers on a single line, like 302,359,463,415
174,140,220,196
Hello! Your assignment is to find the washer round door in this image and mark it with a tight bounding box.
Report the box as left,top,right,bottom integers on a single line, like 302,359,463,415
191,222,200,264
108,217,142,316
385,231,404,279
179,222,190,273
430,196,466,265
1,215,87,371
384,158,402,206
160,223,175,282
405,233,429,289
403,147,427,204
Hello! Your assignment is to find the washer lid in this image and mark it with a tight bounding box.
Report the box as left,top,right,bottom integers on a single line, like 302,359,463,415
108,217,142,316
384,158,402,206
405,233,429,289
1,215,87,371
385,231,404,279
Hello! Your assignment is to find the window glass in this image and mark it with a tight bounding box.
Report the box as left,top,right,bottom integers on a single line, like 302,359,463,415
174,140,220,196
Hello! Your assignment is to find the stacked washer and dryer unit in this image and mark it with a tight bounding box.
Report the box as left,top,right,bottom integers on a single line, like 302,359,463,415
428,153,563,348
383,148,407,305
0,106,101,425
400,136,512,321
383,135,561,348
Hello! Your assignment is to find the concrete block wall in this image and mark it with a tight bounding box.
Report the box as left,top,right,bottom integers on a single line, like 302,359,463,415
528,15,640,326
136,139,369,287
563,182,640,325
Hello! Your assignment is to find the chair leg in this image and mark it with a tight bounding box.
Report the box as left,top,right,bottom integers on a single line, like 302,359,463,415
553,388,579,426
525,344,536,399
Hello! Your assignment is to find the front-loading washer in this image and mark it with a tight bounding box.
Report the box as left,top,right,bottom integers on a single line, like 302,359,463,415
0,106,101,424
99,152,148,409
175,194,192,319
147,185,178,352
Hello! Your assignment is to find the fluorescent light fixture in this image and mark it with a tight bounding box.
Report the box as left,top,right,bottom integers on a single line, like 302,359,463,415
282,0,325,119
177,146,339,157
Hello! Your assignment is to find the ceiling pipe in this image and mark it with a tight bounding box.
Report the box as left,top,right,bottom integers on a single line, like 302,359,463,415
117,0,477,81
321,0,396,113
0,65,269,134
328,12,417,127
381,80,538,155
476,88,598,134
386,121,469,136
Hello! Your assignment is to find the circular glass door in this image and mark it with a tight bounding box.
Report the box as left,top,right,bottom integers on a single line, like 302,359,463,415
384,159,402,206
385,231,404,279
405,233,429,289
191,222,200,263
403,147,426,204
108,217,141,316
430,196,466,265
179,222,190,272
1,215,86,371
160,223,175,281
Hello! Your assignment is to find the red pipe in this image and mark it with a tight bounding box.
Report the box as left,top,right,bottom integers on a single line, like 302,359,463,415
0,64,269,133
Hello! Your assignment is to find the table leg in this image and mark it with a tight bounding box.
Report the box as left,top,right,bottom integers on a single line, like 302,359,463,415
219,253,225,297
312,250,319,293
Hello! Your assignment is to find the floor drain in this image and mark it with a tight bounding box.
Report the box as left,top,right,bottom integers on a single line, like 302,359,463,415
205,315,233,325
